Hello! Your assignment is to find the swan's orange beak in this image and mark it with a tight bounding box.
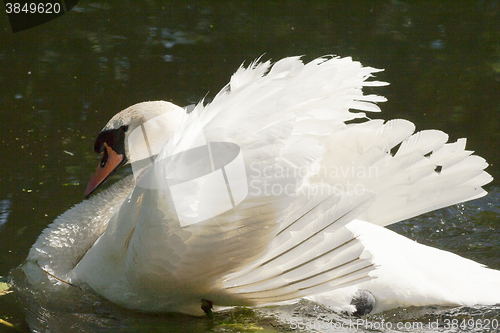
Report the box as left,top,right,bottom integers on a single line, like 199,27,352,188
84,142,124,198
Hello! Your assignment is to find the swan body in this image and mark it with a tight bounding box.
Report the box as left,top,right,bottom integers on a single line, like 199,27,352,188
24,55,496,315
308,220,500,314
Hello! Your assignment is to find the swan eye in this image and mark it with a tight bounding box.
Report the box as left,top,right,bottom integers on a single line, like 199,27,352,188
100,148,108,168
121,125,129,133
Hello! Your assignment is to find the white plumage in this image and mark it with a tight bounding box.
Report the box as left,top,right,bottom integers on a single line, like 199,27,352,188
309,219,500,314
23,55,496,316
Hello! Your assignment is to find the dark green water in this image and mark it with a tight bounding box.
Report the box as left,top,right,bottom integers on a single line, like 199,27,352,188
1,1,500,332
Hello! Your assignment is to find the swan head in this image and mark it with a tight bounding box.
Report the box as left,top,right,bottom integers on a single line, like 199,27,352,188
84,101,184,197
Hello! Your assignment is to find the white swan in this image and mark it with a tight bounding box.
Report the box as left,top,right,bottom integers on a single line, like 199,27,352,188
23,56,498,316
